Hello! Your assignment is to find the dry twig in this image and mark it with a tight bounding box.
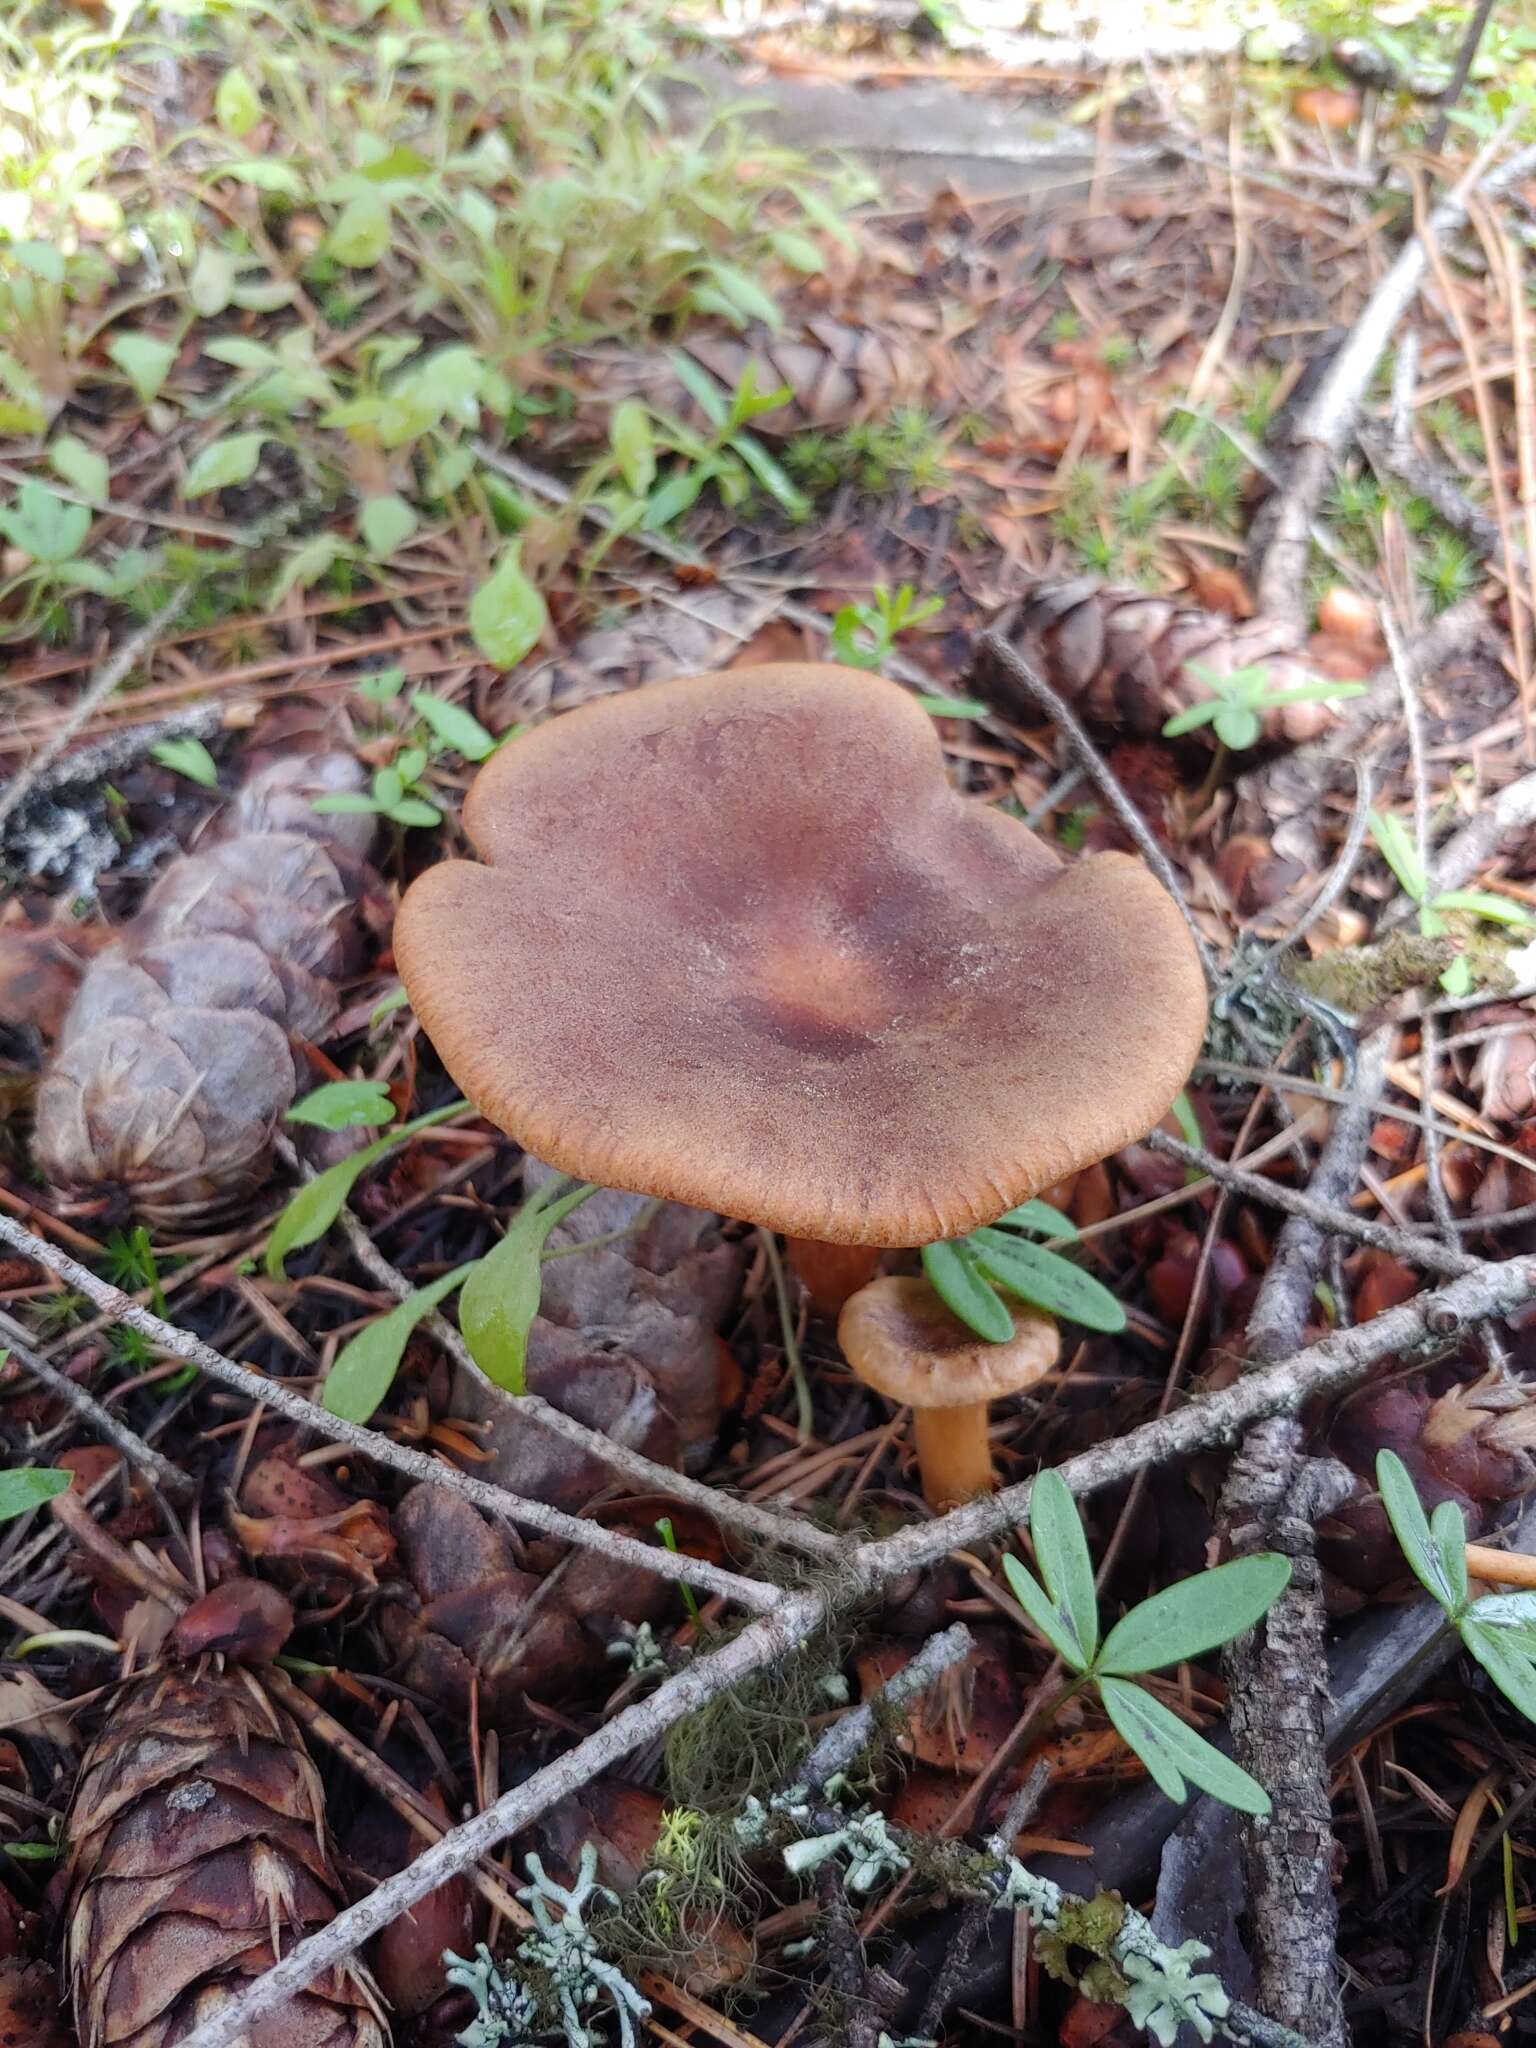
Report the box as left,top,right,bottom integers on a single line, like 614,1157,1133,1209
0,1215,785,1614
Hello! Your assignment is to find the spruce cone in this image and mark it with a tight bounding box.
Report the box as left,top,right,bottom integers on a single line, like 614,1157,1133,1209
33,754,378,1227
991,579,1336,743
571,316,931,439
63,1665,387,2048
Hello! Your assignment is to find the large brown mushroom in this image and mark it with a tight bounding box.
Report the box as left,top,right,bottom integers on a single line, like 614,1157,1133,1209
396,662,1206,1493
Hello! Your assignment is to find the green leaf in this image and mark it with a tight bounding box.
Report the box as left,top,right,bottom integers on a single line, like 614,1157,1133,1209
921,1239,1013,1343
429,444,476,497
181,432,265,497
1161,700,1224,738
1213,704,1262,750
328,189,392,268
769,228,825,274
269,531,346,605
1171,1089,1201,1149
726,364,795,430
1462,1618,1536,1728
357,141,433,183
204,335,279,371
1376,1448,1459,1612
970,1233,1126,1333
287,1079,397,1131
1462,1590,1536,1660
1002,1552,1088,1671
359,493,418,559
1434,889,1532,926
265,1105,461,1277
643,462,713,530
107,331,178,405
667,350,730,429
189,245,240,318
150,737,219,788
1439,954,1475,997
385,796,442,827
0,481,90,565
1369,811,1429,905
611,399,657,496
217,160,306,198
1259,679,1370,707
358,665,406,702
701,261,782,330
0,1467,71,1523
917,693,989,719
411,689,497,761
322,1263,474,1423
1030,1467,1099,1665
1431,1499,1470,1611
732,429,811,519
469,545,547,670
994,1199,1078,1240
49,435,108,504
371,985,410,1028
311,791,381,817
460,1183,594,1395
214,66,263,137
12,240,65,283
1098,1676,1271,1815
1098,1553,1291,1675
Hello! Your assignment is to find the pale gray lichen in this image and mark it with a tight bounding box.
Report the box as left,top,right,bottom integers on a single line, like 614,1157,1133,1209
446,1845,651,2048
1119,1942,1231,2047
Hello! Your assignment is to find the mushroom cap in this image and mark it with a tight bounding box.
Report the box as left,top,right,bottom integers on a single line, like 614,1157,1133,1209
395,663,1207,1245
838,1276,1060,1408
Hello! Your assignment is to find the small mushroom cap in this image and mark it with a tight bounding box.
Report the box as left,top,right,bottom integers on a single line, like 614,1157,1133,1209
838,1276,1060,1409
395,663,1207,1245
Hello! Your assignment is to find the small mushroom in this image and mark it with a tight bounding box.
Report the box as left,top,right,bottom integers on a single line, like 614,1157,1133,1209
395,663,1206,1488
839,1276,1059,1509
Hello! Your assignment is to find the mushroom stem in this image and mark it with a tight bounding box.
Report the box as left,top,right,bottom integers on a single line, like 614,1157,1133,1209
912,1403,995,1510
787,1237,881,1318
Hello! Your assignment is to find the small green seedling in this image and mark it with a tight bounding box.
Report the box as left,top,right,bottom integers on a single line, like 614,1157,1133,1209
312,744,441,829
311,688,505,831
1162,661,1367,751
0,479,157,619
923,1199,1126,1341
1369,809,1531,996
655,1515,704,1629
596,360,810,542
317,1171,600,1422
1005,1469,1289,1815
150,736,220,788
266,1100,469,1280
829,582,945,672
1377,1447,1536,1729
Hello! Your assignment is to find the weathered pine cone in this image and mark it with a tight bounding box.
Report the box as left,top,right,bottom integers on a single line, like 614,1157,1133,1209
992,579,1333,743
33,754,377,1228
63,1666,387,2048
570,316,932,438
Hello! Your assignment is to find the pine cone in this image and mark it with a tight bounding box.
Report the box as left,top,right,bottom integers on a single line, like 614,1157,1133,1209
33,754,378,1227
570,316,931,439
63,1665,387,2048
991,580,1332,742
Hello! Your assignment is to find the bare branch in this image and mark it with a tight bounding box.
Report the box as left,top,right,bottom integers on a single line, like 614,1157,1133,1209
0,1309,194,1499
975,629,1223,987
0,587,190,832
330,1201,843,1562
1142,1132,1478,1277
0,1214,783,1614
